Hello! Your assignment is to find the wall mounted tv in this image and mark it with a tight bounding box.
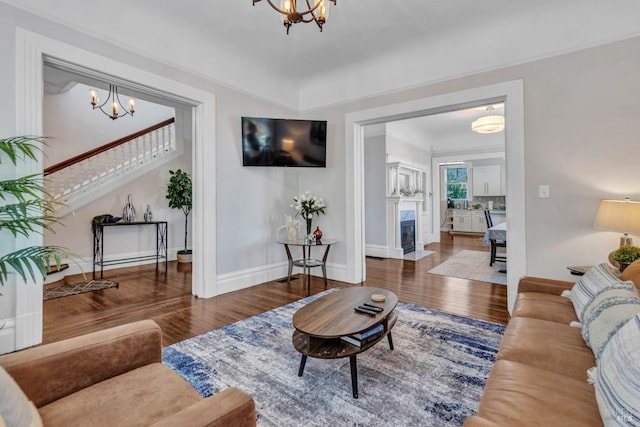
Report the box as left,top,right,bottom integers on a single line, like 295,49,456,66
242,117,327,167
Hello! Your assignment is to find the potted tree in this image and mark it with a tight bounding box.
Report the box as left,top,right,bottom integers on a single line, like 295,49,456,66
0,136,69,286
166,169,192,263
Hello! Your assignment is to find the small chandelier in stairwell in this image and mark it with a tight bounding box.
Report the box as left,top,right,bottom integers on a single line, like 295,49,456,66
89,85,135,120
252,0,336,34
471,106,505,134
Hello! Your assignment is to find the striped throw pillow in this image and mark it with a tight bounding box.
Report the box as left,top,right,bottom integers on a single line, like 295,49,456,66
581,288,640,359
569,263,633,322
595,315,640,426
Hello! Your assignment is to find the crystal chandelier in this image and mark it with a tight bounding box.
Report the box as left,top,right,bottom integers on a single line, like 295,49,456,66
252,0,336,34
89,85,135,120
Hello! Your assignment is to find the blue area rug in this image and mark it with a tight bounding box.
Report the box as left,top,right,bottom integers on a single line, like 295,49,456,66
163,290,505,426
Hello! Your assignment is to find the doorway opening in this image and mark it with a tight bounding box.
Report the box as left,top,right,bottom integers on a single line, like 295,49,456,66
345,80,525,313
14,28,216,352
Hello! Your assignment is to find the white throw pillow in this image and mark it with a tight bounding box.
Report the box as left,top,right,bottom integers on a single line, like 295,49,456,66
595,314,640,426
581,288,640,359
569,263,634,322
0,367,42,427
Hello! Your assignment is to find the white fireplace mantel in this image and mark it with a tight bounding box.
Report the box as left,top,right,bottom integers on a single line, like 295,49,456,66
386,197,424,259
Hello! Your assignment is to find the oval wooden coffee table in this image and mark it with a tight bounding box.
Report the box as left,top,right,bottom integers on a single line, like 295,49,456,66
292,286,398,398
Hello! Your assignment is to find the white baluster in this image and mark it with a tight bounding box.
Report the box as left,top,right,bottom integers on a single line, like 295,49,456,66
169,123,175,151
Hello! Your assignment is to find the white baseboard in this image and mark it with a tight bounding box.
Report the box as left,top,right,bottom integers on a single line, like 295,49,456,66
45,249,348,297
215,261,348,296
0,319,17,355
44,248,187,284
365,244,389,258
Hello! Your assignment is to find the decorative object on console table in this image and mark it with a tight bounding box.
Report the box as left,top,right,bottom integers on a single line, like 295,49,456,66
123,193,136,222
291,191,326,237
144,204,152,222
166,169,193,263
594,198,640,248
313,226,323,241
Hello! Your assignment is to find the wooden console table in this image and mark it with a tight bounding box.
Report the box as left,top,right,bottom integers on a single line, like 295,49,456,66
93,221,168,279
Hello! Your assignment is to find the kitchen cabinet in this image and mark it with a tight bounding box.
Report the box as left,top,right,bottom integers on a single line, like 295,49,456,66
471,212,487,232
451,209,487,233
452,210,472,232
473,165,503,196
451,210,487,233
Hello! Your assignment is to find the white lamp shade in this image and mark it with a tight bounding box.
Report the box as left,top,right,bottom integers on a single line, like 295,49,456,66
471,115,505,134
594,199,640,234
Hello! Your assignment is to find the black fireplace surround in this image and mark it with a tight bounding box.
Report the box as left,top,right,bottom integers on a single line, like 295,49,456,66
401,219,415,254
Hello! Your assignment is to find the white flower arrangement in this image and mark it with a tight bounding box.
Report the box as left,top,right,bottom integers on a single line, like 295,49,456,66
291,192,326,220
291,191,326,236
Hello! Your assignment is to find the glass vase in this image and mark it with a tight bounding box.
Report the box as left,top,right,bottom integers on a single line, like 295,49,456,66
306,218,313,237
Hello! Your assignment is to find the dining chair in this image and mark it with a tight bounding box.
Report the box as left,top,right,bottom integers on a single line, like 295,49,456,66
484,210,506,266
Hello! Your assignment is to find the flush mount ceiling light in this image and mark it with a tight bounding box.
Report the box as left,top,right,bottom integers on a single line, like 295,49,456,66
471,106,505,134
252,0,336,34
89,85,135,120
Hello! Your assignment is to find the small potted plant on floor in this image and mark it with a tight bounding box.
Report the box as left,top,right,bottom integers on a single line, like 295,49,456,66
611,245,640,272
166,169,192,263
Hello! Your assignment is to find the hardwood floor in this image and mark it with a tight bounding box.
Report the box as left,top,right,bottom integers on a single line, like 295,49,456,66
42,233,508,346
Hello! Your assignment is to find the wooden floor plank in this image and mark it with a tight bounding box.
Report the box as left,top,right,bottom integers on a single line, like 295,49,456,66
42,233,509,346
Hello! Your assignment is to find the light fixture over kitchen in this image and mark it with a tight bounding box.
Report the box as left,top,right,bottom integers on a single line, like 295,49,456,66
89,85,135,120
471,106,505,134
252,0,336,34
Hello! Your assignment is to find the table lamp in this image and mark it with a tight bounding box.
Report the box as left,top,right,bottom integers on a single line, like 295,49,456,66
594,198,640,247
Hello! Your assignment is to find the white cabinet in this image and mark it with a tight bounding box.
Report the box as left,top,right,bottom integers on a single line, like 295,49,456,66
472,212,487,233
452,210,472,232
473,165,503,196
451,210,487,233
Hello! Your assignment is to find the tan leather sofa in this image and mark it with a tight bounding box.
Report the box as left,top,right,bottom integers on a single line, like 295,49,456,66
464,276,603,426
0,320,256,427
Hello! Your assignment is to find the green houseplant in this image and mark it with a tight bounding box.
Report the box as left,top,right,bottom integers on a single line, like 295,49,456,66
166,169,192,263
611,245,640,272
0,136,68,286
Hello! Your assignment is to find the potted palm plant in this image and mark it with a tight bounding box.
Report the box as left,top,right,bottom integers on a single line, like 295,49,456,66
166,169,192,263
0,136,69,287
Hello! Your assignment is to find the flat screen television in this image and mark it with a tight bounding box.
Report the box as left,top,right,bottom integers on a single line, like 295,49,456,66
242,117,327,167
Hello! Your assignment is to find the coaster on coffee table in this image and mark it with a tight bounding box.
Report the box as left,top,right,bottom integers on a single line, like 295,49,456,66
371,294,386,302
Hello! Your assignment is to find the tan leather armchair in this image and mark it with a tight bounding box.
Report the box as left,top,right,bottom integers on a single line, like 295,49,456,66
0,320,255,427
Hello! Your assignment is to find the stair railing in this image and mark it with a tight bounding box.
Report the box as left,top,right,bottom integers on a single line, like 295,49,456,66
44,117,176,202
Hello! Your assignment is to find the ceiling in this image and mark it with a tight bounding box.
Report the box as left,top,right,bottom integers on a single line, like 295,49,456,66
10,0,640,143
6,0,640,110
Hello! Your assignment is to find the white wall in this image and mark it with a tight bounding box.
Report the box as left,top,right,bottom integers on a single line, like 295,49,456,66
364,134,386,247
304,35,640,282
432,129,504,154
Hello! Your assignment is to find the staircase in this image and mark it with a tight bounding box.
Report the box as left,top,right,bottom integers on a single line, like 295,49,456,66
44,118,178,216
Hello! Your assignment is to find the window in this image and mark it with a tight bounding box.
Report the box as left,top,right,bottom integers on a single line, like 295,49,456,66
446,167,468,199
